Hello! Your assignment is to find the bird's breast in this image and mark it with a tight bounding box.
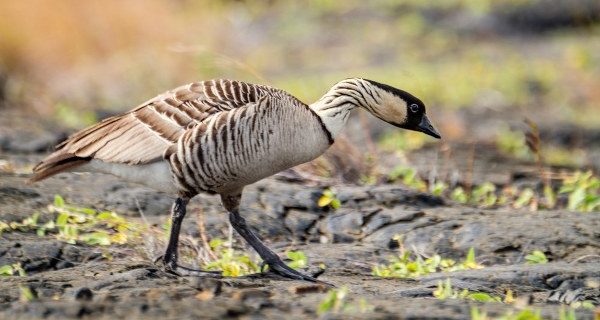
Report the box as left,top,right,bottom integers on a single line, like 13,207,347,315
169,104,332,195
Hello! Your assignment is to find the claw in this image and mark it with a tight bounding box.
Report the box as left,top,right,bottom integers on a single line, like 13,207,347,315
153,255,221,278
267,259,334,287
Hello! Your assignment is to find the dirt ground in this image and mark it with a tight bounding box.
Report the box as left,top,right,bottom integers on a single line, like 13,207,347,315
0,111,599,320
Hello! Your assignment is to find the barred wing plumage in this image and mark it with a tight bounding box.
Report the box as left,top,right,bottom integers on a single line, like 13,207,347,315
30,80,285,181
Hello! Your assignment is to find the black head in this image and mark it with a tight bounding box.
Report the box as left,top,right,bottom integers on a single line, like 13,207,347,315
365,79,441,139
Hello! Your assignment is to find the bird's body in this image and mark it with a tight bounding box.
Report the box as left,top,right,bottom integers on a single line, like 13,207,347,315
31,78,440,283
33,80,332,194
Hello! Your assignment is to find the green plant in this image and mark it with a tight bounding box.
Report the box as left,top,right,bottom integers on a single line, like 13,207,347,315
19,286,36,302
318,188,341,209
0,195,142,246
499,309,543,320
470,306,489,320
449,184,501,207
525,250,548,264
559,308,577,320
434,278,502,302
49,195,139,245
513,188,535,209
0,263,26,276
471,306,546,320
388,166,452,197
381,161,600,213
559,171,600,212
318,286,349,314
388,166,427,191
317,287,373,315
431,181,449,196
199,242,311,277
569,300,595,310
471,182,498,207
202,238,260,277
451,186,469,204
0,212,41,236
0,265,12,276
286,251,307,270
372,247,482,278
462,247,483,269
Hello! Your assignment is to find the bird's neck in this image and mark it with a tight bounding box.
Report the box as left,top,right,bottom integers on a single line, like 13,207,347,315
309,81,365,139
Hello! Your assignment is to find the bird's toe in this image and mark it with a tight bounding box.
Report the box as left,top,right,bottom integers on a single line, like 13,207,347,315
267,260,334,287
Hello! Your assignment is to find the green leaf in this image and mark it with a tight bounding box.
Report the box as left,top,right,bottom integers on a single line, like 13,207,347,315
451,187,468,204
514,188,535,209
567,187,586,211
466,247,475,264
0,265,13,276
286,251,307,269
77,207,97,215
467,292,501,302
318,196,332,207
56,212,69,226
317,287,348,314
53,195,65,207
511,309,542,320
431,181,447,196
19,286,35,302
81,231,111,246
470,306,487,320
543,185,556,208
330,199,341,209
97,211,115,220
209,238,223,249
525,250,548,264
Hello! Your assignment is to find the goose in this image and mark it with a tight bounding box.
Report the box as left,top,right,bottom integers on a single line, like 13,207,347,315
31,78,441,283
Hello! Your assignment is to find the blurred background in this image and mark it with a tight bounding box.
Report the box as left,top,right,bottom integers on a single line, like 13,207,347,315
0,0,599,203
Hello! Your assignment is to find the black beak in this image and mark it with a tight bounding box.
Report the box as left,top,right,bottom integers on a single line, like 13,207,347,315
417,115,441,139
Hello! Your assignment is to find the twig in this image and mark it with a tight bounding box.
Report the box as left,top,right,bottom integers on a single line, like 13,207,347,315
134,198,150,227
196,209,218,261
570,255,600,264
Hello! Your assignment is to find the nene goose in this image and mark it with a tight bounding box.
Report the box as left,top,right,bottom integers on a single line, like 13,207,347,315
31,78,440,283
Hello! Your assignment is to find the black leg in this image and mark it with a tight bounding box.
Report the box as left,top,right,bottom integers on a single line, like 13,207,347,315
156,197,220,277
221,193,332,285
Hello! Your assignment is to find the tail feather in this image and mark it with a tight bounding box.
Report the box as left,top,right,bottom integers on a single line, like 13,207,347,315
29,152,91,183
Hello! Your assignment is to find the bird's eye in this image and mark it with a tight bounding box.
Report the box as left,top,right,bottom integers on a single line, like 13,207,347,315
410,104,419,113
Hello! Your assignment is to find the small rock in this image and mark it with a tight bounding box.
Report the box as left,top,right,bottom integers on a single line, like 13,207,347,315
284,209,318,235
74,287,93,301
288,284,328,295
188,277,222,297
232,288,272,301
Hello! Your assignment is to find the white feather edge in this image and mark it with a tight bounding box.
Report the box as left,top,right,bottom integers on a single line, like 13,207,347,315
77,160,176,194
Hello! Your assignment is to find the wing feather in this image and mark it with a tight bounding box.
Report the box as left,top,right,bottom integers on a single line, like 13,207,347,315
31,80,285,182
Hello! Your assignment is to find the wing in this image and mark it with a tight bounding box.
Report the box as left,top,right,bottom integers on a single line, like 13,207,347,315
31,79,283,181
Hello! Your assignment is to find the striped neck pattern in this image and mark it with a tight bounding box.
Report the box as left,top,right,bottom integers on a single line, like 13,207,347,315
309,78,383,139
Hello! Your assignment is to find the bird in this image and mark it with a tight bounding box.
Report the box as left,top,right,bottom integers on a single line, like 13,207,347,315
30,78,441,283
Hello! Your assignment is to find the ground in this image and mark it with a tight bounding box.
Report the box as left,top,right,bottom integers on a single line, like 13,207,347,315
0,112,598,320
